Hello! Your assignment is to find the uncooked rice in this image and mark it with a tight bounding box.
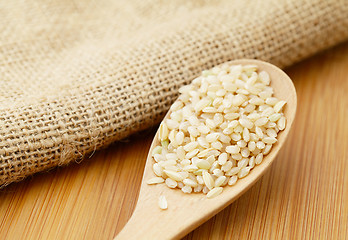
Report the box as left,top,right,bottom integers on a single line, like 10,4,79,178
148,63,287,203
158,195,168,210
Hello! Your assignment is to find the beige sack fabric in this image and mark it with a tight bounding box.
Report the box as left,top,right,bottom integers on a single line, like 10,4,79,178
0,0,347,187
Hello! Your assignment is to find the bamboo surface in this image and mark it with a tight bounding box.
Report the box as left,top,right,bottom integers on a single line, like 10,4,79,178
0,42,347,240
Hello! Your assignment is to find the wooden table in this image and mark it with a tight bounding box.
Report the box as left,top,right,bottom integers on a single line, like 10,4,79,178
0,42,347,240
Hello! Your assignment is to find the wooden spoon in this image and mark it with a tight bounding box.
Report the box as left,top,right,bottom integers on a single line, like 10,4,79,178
115,59,297,240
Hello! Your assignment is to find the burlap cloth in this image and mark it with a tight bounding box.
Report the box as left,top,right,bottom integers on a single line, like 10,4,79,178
0,0,347,187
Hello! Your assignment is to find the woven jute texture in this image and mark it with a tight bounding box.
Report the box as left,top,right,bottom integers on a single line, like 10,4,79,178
0,0,347,187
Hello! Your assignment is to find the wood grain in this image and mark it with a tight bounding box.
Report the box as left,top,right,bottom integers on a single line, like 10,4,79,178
0,42,348,240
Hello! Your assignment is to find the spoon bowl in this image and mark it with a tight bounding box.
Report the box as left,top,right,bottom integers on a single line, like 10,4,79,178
115,59,297,240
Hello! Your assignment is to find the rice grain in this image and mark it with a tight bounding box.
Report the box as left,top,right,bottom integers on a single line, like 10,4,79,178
207,187,223,199
159,195,168,210
147,177,164,185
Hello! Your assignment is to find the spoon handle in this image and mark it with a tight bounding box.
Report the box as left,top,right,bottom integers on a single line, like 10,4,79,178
114,206,186,240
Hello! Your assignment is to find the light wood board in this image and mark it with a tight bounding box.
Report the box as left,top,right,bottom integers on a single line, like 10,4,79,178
0,42,347,240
